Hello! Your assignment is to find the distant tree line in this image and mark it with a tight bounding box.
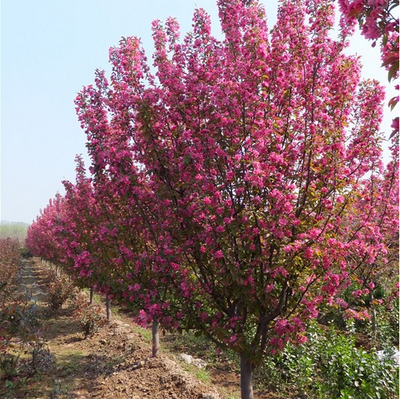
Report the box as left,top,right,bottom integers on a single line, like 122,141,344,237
0,221,29,243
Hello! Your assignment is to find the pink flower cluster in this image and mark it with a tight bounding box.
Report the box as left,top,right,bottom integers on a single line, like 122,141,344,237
338,0,399,147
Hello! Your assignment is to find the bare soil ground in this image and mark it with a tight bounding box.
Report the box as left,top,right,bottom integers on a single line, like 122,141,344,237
3,258,289,399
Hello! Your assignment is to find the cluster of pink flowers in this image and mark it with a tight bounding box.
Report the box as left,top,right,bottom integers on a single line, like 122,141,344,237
339,0,398,77
339,0,399,144
344,308,371,320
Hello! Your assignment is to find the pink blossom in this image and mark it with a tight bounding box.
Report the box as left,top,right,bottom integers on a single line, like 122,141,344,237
265,284,275,293
337,195,345,204
216,225,225,233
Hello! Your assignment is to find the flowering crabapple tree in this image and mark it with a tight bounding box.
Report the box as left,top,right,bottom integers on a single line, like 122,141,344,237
75,0,397,397
26,194,67,270
57,157,140,320
75,158,189,352
57,157,101,295
61,156,187,351
26,162,105,304
60,159,123,319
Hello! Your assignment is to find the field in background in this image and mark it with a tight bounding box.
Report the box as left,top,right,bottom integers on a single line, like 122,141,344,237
0,221,29,242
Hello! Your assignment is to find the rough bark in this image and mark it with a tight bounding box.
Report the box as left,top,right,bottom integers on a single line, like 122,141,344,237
106,297,112,320
240,353,254,399
369,292,377,340
152,320,160,357
371,306,377,339
89,287,94,305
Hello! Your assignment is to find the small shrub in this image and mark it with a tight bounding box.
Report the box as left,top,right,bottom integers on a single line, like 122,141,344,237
73,293,106,338
45,272,75,311
0,299,41,336
0,336,20,380
0,353,20,380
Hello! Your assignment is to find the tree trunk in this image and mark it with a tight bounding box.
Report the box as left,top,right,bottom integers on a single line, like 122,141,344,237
371,306,377,339
32,348,38,373
369,290,378,340
106,297,112,320
240,354,254,399
370,292,377,340
152,320,160,357
89,287,94,304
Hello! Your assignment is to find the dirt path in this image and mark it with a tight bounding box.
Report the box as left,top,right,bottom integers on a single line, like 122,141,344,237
14,259,231,399
19,259,48,304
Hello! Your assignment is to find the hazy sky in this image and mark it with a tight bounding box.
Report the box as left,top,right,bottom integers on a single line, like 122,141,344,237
1,0,396,224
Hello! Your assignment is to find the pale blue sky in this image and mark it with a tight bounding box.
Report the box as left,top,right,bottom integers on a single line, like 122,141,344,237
1,0,396,224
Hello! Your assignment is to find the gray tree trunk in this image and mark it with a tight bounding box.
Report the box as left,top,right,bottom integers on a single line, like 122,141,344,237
370,292,377,340
106,297,112,320
152,320,160,357
240,353,254,399
89,287,94,304
371,306,377,339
